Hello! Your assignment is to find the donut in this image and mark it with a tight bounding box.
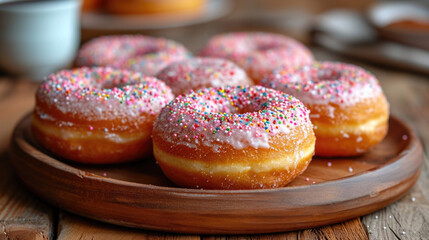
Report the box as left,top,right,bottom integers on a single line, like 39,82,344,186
105,0,205,15
32,67,174,164
260,61,389,157
198,32,314,83
156,57,253,95
152,86,315,190
76,35,191,76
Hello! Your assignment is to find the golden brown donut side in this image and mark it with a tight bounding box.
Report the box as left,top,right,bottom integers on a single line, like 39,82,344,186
32,105,154,164
32,67,174,164
260,62,390,157
310,93,389,157
153,124,315,190
152,86,315,189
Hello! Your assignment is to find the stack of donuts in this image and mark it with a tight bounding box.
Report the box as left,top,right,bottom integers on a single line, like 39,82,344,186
32,32,389,190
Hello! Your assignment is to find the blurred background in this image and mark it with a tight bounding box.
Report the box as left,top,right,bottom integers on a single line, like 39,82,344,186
0,0,428,79
1,2,429,239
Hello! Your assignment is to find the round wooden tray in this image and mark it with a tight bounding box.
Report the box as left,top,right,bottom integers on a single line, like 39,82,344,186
9,114,423,234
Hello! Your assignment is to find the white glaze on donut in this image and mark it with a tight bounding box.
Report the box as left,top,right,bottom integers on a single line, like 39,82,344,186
76,35,191,76
36,67,174,125
199,32,314,80
153,85,313,151
261,61,384,109
157,57,252,95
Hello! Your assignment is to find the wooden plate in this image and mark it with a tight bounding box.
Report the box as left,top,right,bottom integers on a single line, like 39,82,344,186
9,114,423,234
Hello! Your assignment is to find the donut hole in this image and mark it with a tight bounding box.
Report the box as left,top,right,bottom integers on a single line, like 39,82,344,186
236,42,280,54
234,105,260,114
315,69,342,82
133,46,160,57
204,99,267,116
89,74,140,90
100,81,130,90
254,41,284,52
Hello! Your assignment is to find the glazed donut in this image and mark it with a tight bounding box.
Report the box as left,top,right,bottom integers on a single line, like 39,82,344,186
261,61,389,157
152,86,315,190
199,32,314,83
76,35,191,76
156,57,253,95
32,67,174,164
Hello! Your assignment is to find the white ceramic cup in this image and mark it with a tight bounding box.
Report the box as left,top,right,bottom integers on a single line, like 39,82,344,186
0,0,81,81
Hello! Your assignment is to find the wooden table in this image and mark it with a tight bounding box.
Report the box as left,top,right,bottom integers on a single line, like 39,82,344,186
1,2,429,239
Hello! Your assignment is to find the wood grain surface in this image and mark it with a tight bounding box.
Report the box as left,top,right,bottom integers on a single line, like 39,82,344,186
0,156,54,240
1,0,429,238
359,62,429,240
0,80,53,240
8,113,422,234
57,212,199,240
200,218,368,240
57,213,369,240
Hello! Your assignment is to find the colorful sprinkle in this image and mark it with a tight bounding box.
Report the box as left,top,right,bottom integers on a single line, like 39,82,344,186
76,35,191,76
153,85,313,150
157,57,252,95
261,61,383,106
35,67,174,124
199,32,313,81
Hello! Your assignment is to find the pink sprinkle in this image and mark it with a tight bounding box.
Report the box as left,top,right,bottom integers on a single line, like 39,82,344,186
89,126,93,130
305,177,309,181
103,173,107,176
312,181,316,184
327,162,332,167
260,61,382,106
402,134,408,140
